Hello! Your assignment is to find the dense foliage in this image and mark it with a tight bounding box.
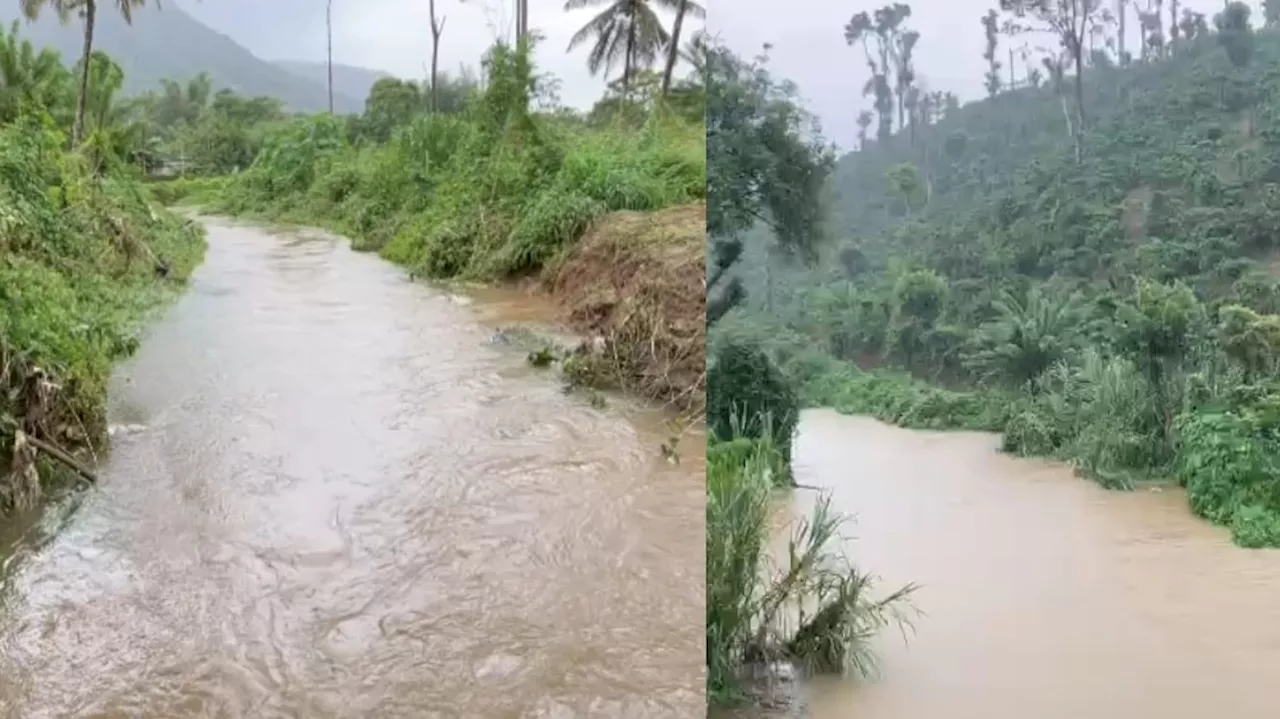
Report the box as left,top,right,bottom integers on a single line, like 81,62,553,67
210,39,705,284
0,27,205,513
723,1,1280,547
706,341,800,475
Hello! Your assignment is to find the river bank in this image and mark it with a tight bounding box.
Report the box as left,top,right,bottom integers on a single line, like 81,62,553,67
0,121,206,518
0,218,705,717
780,409,1280,719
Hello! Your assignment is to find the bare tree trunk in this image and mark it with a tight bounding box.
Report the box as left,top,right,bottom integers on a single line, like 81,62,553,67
660,0,687,96
1118,0,1127,64
429,0,446,112
622,9,636,97
1154,0,1164,58
1074,61,1084,118
72,0,96,147
326,0,334,114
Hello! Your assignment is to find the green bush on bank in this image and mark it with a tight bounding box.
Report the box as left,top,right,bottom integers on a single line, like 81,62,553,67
211,42,705,283
803,353,1280,546
145,175,231,206
707,341,802,479
1,117,204,510
802,365,1010,432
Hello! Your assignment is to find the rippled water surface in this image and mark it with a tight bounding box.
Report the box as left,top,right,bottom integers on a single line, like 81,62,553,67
785,409,1280,719
0,219,704,718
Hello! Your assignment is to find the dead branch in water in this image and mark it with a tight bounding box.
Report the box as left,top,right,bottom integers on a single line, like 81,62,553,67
18,431,97,485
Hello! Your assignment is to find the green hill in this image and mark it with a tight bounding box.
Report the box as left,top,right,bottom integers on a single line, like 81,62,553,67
274,61,390,108
828,34,1278,300
0,3,364,113
724,6,1280,548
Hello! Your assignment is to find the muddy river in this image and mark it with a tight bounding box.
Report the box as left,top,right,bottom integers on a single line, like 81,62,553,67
0,219,704,718
784,409,1280,719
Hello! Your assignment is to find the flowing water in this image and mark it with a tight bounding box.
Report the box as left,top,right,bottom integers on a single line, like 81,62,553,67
0,219,704,718
781,409,1280,719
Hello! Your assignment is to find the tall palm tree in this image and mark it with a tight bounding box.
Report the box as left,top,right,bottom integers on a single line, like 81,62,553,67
659,0,703,96
19,0,152,147
565,0,677,96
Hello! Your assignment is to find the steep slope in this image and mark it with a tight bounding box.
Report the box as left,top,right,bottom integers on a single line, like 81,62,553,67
825,30,1280,318
0,4,363,114
275,61,392,107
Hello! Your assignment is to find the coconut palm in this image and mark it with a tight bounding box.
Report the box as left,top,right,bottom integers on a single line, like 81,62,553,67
659,0,704,96
19,0,154,147
565,0,680,96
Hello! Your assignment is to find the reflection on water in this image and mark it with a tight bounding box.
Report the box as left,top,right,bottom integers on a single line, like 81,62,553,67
788,409,1280,719
0,219,704,718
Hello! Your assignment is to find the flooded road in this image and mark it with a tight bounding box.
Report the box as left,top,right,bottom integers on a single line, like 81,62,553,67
0,219,704,718
789,409,1280,719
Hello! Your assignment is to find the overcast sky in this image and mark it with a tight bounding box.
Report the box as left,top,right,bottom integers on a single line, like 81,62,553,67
709,0,1262,150
176,0,703,111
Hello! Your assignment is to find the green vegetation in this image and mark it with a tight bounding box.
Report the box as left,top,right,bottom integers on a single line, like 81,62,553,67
212,42,704,280
0,21,205,513
721,1,1280,547
170,33,708,410
704,37,914,710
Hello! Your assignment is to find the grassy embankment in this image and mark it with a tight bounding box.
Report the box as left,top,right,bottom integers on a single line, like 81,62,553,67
160,44,707,413
1,118,205,513
723,6,1280,547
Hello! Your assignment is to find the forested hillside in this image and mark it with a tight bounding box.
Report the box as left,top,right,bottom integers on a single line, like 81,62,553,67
714,1,1280,549
0,3,362,113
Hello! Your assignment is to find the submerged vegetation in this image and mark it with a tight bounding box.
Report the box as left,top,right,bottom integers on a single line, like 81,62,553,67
721,1,1280,547
705,431,916,707
704,37,914,710
0,20,204,514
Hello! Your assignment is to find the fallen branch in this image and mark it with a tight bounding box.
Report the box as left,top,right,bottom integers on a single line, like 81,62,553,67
793,483,824,492
22,432,97,484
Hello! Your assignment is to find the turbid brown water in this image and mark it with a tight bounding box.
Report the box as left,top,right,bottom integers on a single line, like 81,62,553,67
782,409,1280,719
0,219,704,718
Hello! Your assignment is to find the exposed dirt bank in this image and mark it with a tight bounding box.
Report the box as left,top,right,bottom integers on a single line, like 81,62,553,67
541,203,706,415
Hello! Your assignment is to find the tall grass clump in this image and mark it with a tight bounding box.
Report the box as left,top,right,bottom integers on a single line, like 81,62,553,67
213,38,705,283
705,424,916,709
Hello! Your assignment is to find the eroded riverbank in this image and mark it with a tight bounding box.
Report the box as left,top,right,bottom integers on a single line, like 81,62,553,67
777,409,1280,718
0,219,704,718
